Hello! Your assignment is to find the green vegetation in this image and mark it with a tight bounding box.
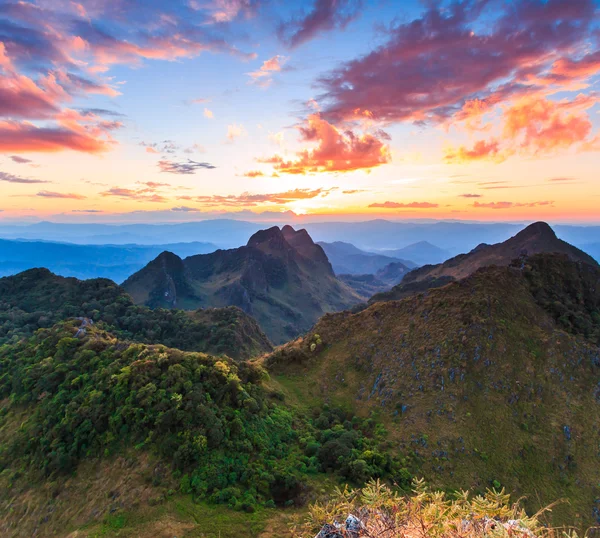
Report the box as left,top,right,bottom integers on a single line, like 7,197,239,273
0,320,410,534
520,253,600,344
0,268,272,360
268,255,600,528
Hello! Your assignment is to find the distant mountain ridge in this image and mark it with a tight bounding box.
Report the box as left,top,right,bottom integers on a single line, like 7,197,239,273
372,222,598,303
0,238,217,282
376,241,452,266
318,241,416,275
123,226,362,344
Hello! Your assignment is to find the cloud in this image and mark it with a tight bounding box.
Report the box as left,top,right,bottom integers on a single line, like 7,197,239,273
342,189,367,194
0,171,47,184
100,187,167,203
204,108,214,119
368,201,438,209
191,98,210,104
247,55,288,87
171,206,200,212
444,139,504,164
158,159,216,174
279,0,362,48
226,123,247,141
459,194,483,198
0,112,119,154
243,170,265,177
0,1,257,153
260,114,390,174
37,190,86,200
317,1,599,126
548,177,576,182
446,94,599,163
205,0,259,23
9,155,32,164
72,209,104,213
473,201,554,210
184,143,206,154
140,140,180,155
178,187,334,207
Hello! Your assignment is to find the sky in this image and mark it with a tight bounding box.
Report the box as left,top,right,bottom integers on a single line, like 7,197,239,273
0,0,599,224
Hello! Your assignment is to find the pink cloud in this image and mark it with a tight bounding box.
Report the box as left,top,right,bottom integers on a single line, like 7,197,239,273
318,1,598,125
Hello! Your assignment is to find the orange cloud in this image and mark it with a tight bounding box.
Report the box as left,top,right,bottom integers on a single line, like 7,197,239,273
444,139,504,163
502,94,596,153
243,170,265,177
247,55,288,86
261,114,391,174
368,201,438,209
0,119,115,153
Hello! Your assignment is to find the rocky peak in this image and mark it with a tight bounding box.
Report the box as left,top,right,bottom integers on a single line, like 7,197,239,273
246,226,289,252
513,221,557,242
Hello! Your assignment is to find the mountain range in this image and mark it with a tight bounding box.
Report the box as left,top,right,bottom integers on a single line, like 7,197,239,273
123,225,362,344
374,241,452,267
0,220,599,534
1,219,598,257
317,241,416,275
372,222,598,303
0,239,217,282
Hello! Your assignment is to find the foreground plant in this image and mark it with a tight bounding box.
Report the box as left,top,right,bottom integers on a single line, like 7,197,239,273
293,479,583,538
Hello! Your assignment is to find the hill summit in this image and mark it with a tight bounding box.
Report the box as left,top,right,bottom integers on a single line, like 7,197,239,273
123,225,361,343
372,221,597,303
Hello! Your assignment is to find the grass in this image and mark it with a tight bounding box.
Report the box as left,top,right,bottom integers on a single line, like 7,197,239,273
80,496,305,538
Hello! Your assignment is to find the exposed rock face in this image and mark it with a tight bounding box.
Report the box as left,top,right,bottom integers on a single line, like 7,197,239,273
123,226,361,344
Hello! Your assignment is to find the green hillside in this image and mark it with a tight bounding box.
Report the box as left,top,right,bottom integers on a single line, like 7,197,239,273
0,268,272,360
267,254,600,528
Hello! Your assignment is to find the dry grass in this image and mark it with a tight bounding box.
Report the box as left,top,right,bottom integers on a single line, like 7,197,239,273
293,480,597,538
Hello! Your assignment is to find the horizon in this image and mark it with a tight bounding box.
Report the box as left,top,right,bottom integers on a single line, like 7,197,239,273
0,0,599,224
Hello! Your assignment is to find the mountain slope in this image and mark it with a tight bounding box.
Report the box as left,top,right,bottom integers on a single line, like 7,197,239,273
123,226,362,344
0,268,271,360
266,253,600,526
373,222,598,303
340,262,413,299
318,241,416,275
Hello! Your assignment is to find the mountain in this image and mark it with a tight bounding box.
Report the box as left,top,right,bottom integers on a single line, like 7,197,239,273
340,262,413,299
267,253,600,526
1,219,598,257
123,226,362,344
372,222,598,303
318,241,416,275
0,268,271,360
580,242,600,263
377,241,452,266
0,238,217,282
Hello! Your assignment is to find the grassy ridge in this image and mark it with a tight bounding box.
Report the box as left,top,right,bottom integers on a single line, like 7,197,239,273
266,256,600,527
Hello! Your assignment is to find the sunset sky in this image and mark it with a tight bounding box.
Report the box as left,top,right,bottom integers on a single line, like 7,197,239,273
1,0,599,223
